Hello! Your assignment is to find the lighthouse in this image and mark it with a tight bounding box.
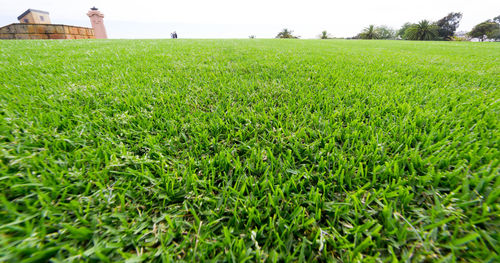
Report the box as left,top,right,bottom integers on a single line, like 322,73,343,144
87,7,107,39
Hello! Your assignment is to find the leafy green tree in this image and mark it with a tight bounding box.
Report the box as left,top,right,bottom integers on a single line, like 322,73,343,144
359,25,379,39
490,15,500,40
276,29,299,39
404,20,439,40
468,21,500,41
319,30,332,39
397,22,412,39
436,12,463,40
376,26,395,39
493,15,500,24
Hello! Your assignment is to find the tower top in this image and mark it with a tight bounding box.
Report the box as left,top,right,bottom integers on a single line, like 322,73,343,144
87,8,104,18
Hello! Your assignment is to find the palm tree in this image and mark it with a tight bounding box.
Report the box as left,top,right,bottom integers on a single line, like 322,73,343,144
404,20,439,40
359,25,379,39
276,29,299,39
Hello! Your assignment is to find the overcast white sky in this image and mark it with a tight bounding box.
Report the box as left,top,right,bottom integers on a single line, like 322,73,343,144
0,0,499,38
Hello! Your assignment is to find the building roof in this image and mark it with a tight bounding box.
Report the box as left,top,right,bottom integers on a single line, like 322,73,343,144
17,9,50,20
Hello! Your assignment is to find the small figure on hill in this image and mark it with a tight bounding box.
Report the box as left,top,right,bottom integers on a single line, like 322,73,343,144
171,31,178,39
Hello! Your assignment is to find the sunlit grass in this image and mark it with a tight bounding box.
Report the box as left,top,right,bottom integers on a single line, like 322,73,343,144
0,39,499,261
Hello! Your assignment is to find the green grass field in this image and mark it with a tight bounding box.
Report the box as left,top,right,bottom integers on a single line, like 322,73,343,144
0,39,499,262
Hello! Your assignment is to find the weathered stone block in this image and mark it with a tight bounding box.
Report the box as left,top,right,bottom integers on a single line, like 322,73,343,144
30,34,48,39
14,34,30,39
70,27,78,35
45,26,56,34
0,33,15,39
35,25,46,34
55,26,64,34
26,25,35,34
49,33,65,39
0,26,9,34
13,25,28,34
9,25,18,33
6,25,14,33
1,26,10,34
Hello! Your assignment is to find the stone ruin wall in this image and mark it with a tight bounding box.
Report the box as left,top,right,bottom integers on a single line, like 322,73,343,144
0,23,95,39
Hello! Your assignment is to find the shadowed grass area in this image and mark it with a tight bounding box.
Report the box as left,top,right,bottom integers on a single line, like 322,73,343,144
0,39,499,262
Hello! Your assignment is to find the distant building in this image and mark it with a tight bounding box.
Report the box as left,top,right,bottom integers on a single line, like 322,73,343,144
18,9,51,24
0,7,107,40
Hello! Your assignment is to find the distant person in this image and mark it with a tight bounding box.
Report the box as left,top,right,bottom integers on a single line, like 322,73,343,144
173,31,178,39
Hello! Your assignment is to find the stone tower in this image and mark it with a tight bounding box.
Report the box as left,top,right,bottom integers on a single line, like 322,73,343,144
87,7,107,39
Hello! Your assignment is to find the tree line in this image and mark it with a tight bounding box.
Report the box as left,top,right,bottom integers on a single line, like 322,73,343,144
273,13,500,41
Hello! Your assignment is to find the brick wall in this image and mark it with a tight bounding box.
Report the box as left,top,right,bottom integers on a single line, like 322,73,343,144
0,23,95,39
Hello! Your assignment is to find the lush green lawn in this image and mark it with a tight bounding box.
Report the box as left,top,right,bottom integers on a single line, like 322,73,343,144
0,39,499,262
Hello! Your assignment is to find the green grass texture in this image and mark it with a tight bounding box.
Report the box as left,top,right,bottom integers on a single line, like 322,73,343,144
0,39,499,262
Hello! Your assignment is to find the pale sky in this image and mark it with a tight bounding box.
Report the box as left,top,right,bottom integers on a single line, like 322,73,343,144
0,0,499,39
